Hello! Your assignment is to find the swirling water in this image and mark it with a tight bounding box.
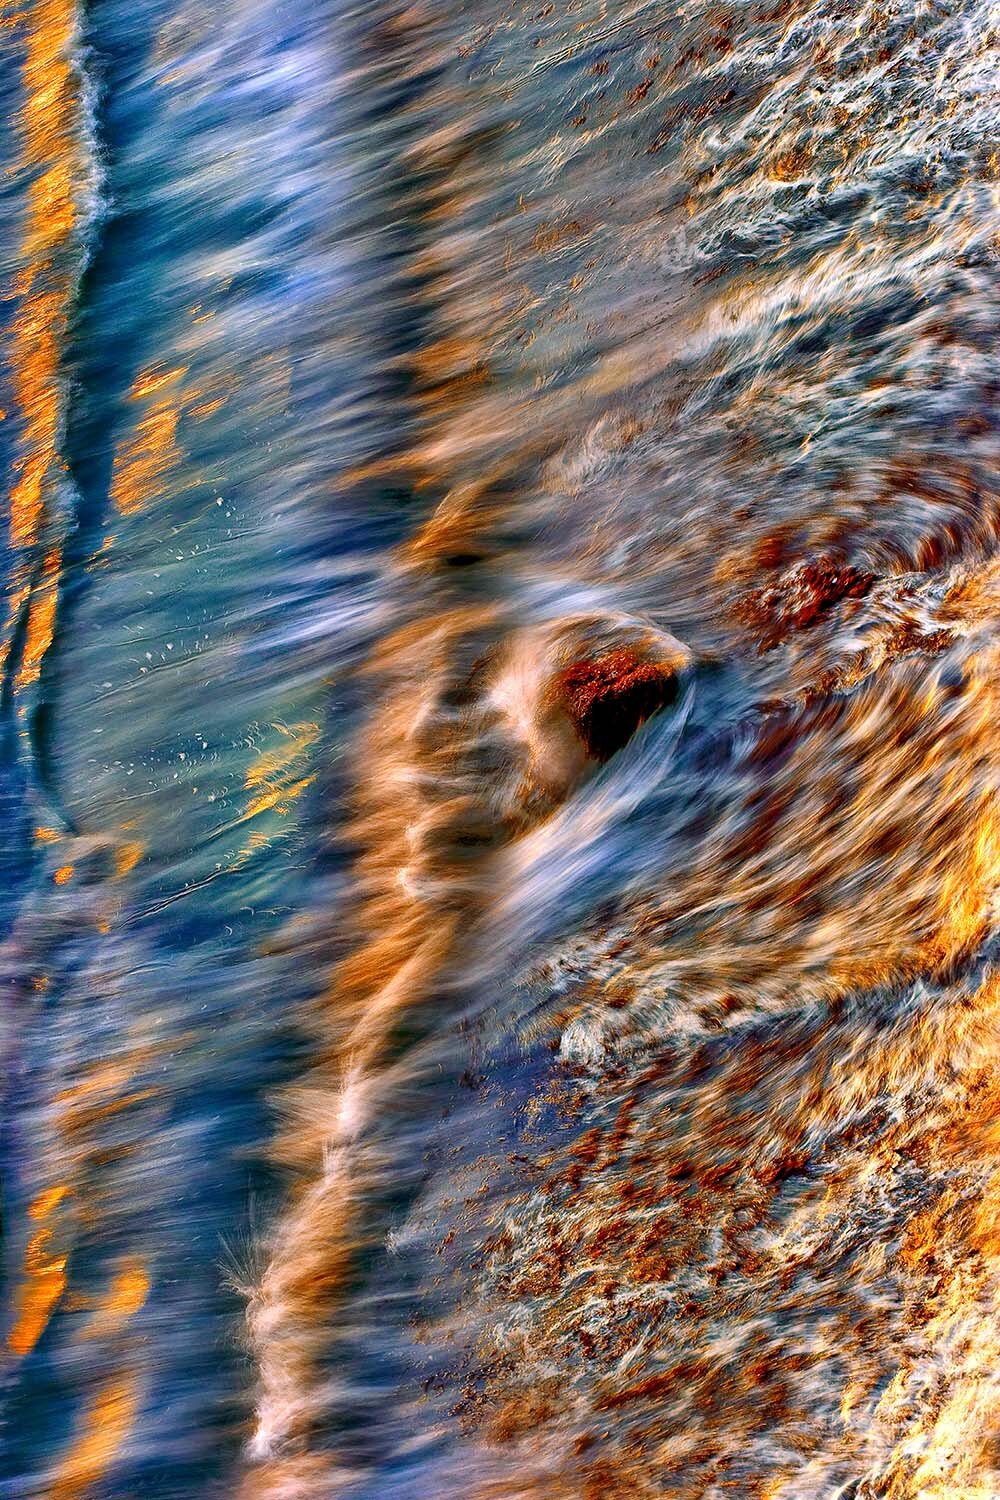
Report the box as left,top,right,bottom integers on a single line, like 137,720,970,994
3,1,1000,1497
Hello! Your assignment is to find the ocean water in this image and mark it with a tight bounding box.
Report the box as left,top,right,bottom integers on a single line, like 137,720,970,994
3,1,1000,1496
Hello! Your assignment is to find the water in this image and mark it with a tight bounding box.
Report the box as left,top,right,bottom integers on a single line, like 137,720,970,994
3,1,1000,1496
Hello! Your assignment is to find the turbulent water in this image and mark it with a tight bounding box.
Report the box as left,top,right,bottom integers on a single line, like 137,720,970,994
3,0,1000,1495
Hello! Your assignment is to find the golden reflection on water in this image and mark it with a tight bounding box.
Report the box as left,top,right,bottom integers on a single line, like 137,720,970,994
80,1258,150,1341
113,840,144,878
7,1186,70,1356
109,366,188,517
10,1028,158,1492
242,721,320,824
2,0,90,688
51,1375,141,1500
18,542,61,688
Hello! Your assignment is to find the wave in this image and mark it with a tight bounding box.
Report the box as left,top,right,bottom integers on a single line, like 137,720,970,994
2,0,105,723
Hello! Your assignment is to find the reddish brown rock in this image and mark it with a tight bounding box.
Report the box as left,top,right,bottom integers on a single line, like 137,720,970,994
735,556,875,651
555,647,682,762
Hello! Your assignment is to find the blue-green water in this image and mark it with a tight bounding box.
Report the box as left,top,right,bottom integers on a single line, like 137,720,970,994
2,1,377,1490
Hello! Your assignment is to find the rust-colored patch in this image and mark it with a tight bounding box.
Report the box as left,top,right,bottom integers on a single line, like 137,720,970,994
555,648,680,762
532,219,585,254
768,144,814,180
734,556,875,652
